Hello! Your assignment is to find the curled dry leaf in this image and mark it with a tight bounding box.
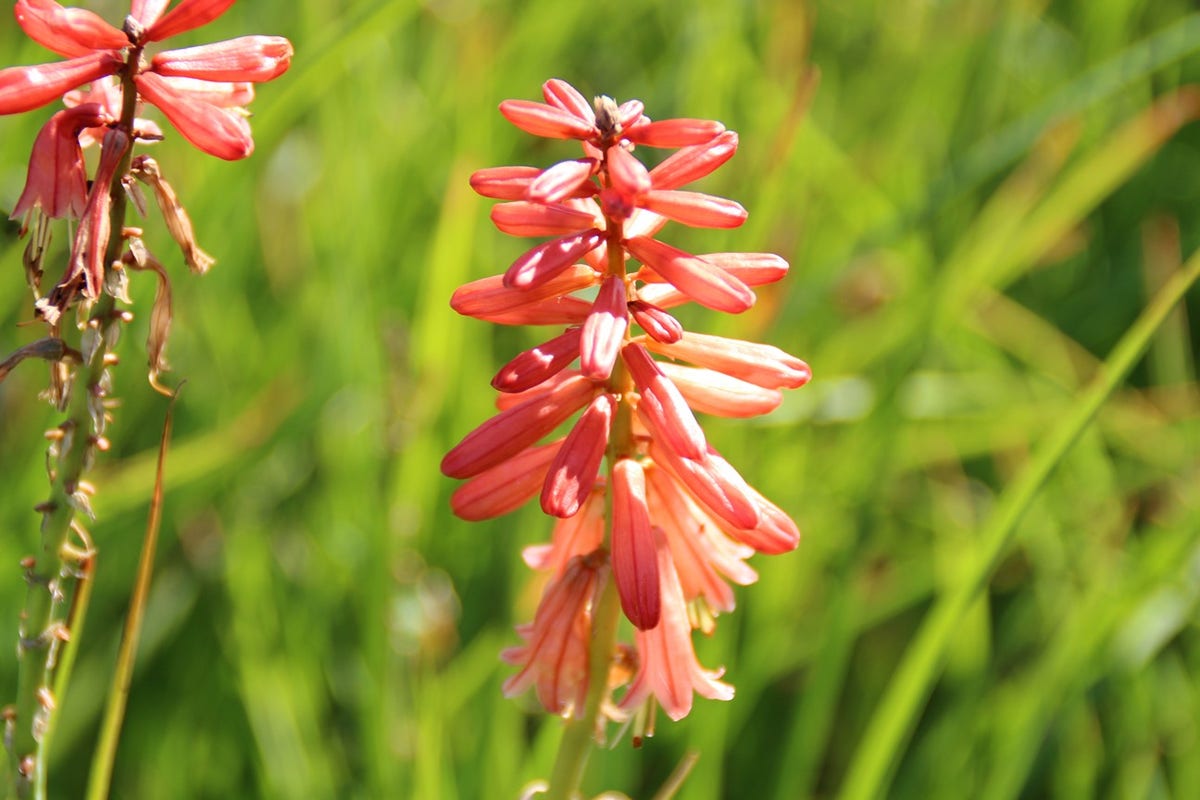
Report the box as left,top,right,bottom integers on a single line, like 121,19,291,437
130,155,215,274
0,337,75,383
123,243,174,395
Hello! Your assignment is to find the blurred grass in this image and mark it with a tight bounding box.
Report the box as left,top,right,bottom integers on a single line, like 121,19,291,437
1,0,1199,798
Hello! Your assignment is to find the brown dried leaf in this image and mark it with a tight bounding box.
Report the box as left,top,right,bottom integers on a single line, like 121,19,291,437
0,338,74,384
126,251,174,395
130,156,215,274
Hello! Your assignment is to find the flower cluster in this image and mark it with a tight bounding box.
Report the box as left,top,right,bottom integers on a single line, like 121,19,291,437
442,80,810,724
1,0,292,317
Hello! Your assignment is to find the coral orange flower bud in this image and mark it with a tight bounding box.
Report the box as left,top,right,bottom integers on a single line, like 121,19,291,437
492,328,583,394
625,117,726,148
451,441,563,521
150,36,294,83
625,235,755,314
491,201,600,237
657,362,783,418
470,166,541,200
541,394,615,518
144,0,237,42
628,300,683,344
623,342,707,461
527,158,598,204
579,276,627,381
15,0,127,57
612,458,661,630
505,230,604,290
0,51,120,115
648,130,739,189
645,331,812,390
617,529,733,721
441,374,597,479
640,189,747,229
500,99,597,140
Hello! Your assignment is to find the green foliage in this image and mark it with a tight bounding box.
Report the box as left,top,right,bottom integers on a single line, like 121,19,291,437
2,0,1199,797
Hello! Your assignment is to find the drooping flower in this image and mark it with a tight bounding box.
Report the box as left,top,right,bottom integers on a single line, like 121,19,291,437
444,79,811,724
10,102,112,225
0,0,292,160
501,555,605,718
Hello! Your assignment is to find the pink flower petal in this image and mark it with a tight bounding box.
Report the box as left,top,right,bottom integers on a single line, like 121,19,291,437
451,264,599,320
505,230,604,290
0,51,120,115
495,369,581,411
14,0,127,58
151,35,293,82
628,300,683,344
492,327,582,394
527,158,597,204
579,276,627,381
605,144,651,199
491,201,600,237
645,331,811,390
647,439,760,531
612,458,661,631
623,342,706,460
541,394,614,518
130,0,171,28
499,99,596,140
135,72,253,160
502,556,601,716
624,236,755,314
145,0,237,42
625,117,725,147
470,165,540,200
70,128,129,298
11,103,112,221
440,374,597,479
618,99,645,131
640,189,747,229
657,362,783,418
646,463,757,611
523,489,605,574
450,440,562,521
719,484,801,555
637,252,789,309
648,131,739,190
153,75,255,108
541,78,594,123
617,530,733,721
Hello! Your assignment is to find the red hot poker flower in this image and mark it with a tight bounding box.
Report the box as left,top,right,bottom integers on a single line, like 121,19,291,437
0,0,292,160
444,79,811,726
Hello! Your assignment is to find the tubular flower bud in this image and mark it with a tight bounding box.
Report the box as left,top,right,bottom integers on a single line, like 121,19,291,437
0,0,293,159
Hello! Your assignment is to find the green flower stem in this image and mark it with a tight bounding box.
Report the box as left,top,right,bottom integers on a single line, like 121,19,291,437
544,192,634,800
545,575,621,800
9,66,141,800
837,245,1200,800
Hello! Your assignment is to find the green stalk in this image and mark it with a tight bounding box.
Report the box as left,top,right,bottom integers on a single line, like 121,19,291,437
9,58,141,800
544,575,621,800
837,245,1200,800
544,203,632,800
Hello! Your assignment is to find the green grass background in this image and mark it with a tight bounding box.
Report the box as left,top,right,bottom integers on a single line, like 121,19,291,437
2,0,1200,797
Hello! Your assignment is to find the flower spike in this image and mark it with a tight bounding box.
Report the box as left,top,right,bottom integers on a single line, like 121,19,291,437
443,80,811,740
